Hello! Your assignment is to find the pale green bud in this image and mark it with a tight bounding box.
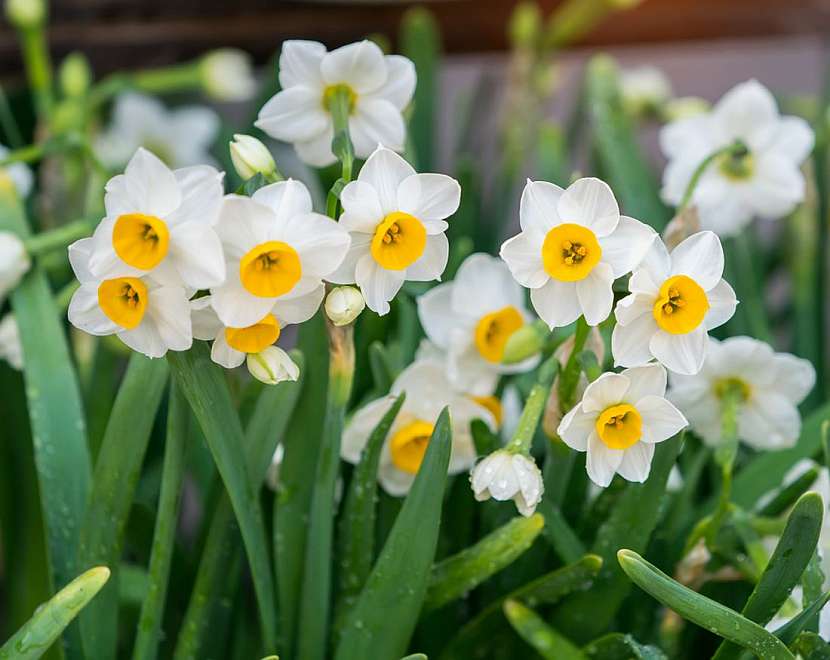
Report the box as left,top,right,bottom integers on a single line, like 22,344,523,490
325,286,365,327
502,320,546,364
247,346,299,385
230,134,276,181
59,52,92,98
200,49,256,102
5,0,45,28
664,96,710,121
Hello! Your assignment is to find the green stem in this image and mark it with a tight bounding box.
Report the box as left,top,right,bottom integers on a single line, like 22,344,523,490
708,390,740,543
0,133,86,167
19,25,54,120
557,317,590,411
88,62,202,108
678,140,747,212
24,218,92,255
327,85,356,218
507,358,558,455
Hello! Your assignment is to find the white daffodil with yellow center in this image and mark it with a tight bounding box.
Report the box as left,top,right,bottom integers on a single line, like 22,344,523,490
87,148,226,291
190,289,322,369
328,146,459,315
210,179,350,328
255,40,415,167
341,359,496,496
417,253,538,396
661,80,814,236
668,336,815,450
67,238,191,358
558,364,687,487
500,177,655,328
612,231,737,376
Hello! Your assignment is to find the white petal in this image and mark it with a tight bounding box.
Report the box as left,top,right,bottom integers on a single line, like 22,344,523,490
210,333,246,369
396,173,461,223
766,115,814,163
327,233,371,284
68,237,96,283
210,273,277,328
739,393,801,450
342,396,395,463
770,353,816,405
215,195,271,260
530,278,581,329
582,372,631,412
350,99,406,157
357,146,416,214
446,341,500,397
67,284,118,335
558,404,596,451
416,282,454,348
704,279,738,330
614,292,653,326
168,224,226,289
190,296,223,340
270,284,325,325
368,55,416,109
649,326,708,376
406,233,448,281
636,395,687,443
623,363,668,401
279,40,326,89
631,239,671,295
255,87,328,143
252,179,313,224
168,108,220,166
280,212,351,278
600,216,656,277
576,262,614,326
340,180,383,233
105,148,181,219
144,285,193,352
321,40,387,93
586,431,623,487
378,458,416,497
355,254,405,315
452,253,526,316
499,232,547,289
519,179,564,238
617,442,655,483
294,126,336,168
670,231,724,291
166,165,224,228
660,114,713,160
612,311,658,368
748,154,805,220
711,79,780,152
557,177,620,237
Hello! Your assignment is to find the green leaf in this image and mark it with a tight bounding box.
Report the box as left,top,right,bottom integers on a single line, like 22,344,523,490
713,492,824,660
757,467,820,517
470,418,500,456
438,555,603,660
536,498,586,565
234,172,266,196
790,631,830,659
132,383,190,660
582,633,667,660
168,343,277,651
335,408,453,660
0,566,110,660
617,549,794,660
425,514,544,611
772,591,830,645
77,353,168,660
367,341,395,394
503,599,586,660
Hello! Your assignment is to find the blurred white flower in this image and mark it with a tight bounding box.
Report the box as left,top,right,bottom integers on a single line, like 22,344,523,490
230,134,276,181
67,237,192,358
328,146,458,315
87,148,226,291
200,49,257,102
470,450,544,517
342,359,495,496
255,40,415,167
0,144,33,198
612,231,737,376
325,285,365,327
664,96,710,121
418,253,538,396
5,0,44,28
210,179,350,327
0,231,29,301
0,314,22,370
619,65,672,116
660,80,813,236
559,364,687,487
668,336,815,449
95,93,220,169
500,177,655,329
247,345,300,386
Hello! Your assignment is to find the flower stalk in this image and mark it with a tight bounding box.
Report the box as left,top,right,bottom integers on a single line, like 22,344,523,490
507,357,558,455
678,140,747,212
557,316,590,411
24,217,91,255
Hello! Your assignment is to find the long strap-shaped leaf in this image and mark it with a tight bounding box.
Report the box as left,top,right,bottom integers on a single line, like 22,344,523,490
582,633,667,659
336,407,453,660
77,353,169,660
0,566,110,660
168,343,278,652
713,492,824,660
503,599,586,660
618,549,795,660
0,187,91,659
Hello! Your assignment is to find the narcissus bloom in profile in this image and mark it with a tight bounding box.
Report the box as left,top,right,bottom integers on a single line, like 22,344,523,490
329,146,459,315
88,148,226,290
500,177,655,328
558,364,687,487
255,40,415,167
470,450,544,517
341,360,495,496
612,231,737,376
661,79,814,236
417,253,538,396
668,336,815,449
210,179,350,328
67,238,191,358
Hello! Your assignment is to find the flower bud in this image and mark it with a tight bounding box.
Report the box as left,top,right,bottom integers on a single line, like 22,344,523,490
325,286,365,327
664,96,710,121
5,0,45,29
200,49,257,102
470,449,544,517
0,232,30,301
0,314,22,370
502,319,546,364
508,2,541,49
619,66,672,118
59,52,92,98
247,346,299,385
230,134,276,181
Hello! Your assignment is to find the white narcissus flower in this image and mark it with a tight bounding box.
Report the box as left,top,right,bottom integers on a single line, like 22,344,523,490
0,144,33,198
500,177,656,329
87,148,226,291
619,65,672,116
558,364,687,487
67,238,191,358
668,336,815,449
0,231,30,301
660,79,814,236
255,40,415,167
95,93,220,169
210,179,350,328
200,49,257,102
342,360,495,496
418,253,539,396
329,146,458,315
470,450,544,517
247,346,300,386
612,231,737,376
0,314,22,370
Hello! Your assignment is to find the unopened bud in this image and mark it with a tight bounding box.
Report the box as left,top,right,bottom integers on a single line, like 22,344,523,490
619,65,672,118
5,0,45,29
502,319,546,364
200,49,256,102
325,286,365,327
664,96,710,121
230,134,276,181
247,346,299,385
59,52,92,98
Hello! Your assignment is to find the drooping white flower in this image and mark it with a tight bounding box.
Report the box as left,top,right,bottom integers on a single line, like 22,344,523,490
660,79,814,236
230,134,277,181
558,363,687,487
324,285,365,327
328,146,458,315
95,93,220,169
612,231,737,376
0,144,33,198
619,65,672,116
341,359,495,496
668,336,815,449
200,49,257,102
255,40,415,167
418,253,538,396
247,346,300,386
0,314,22,370
87,148,226,291
67,237,191,358
210,179,350,327
500,177,656,329
470,450,544,517
0,231,29,301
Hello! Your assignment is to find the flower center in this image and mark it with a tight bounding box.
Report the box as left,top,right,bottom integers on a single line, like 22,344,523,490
113,213,170,270
474,306,524,363
595,403,642,450
370,212,427,271
224,313,281,354
714,377,751,403
390,419,434,474
717,144,754,181
471,395,503,428
652,275,709,335
97,277,148,329
239,241,302,298
541,223,602,282
322,84,357,114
